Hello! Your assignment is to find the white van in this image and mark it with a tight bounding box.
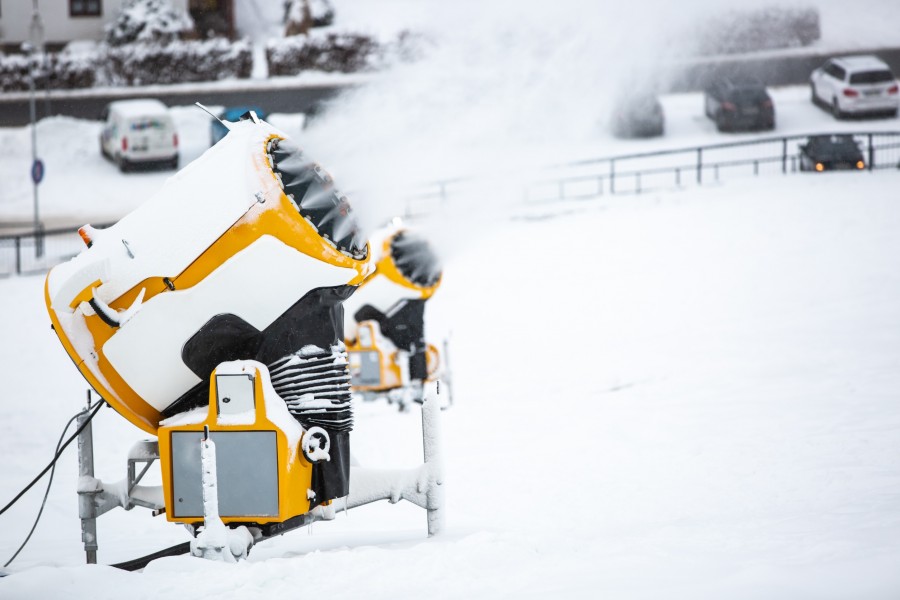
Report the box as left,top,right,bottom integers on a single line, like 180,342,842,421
100,99,179,172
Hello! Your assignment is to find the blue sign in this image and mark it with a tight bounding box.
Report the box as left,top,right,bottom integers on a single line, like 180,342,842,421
31,159,44,184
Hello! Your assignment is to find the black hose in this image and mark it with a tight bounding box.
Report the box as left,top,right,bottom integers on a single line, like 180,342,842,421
0,401,104,517
109,542,192,571
3,408,85,567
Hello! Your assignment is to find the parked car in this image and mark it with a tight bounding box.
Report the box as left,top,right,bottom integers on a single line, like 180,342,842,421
610,92,665,138
704,77,775,132
210,106,268,146
798,134,865,172
810,55,899,118
100,99,179,173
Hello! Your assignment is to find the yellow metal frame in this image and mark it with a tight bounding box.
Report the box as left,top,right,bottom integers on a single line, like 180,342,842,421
346,321,441,392
156,363,315,525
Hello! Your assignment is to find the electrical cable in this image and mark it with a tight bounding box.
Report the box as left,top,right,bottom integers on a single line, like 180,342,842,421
0,400,104,519
109,542,192,571
2,404,92,567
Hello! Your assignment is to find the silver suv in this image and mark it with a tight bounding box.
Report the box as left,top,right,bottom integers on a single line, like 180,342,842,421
810,55,899,118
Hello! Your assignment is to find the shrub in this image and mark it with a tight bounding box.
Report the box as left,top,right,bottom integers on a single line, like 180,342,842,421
105,38,252,85
267,32,380,76
0,52,98,92
283,0,335,34
105,0,194,47
0,38,251,91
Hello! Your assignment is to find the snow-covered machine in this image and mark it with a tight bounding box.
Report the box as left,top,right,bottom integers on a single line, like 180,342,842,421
44,112,443,564
344,223,450,409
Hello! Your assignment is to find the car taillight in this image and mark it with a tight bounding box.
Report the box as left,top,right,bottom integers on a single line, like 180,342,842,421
722,102,736,111
888,84,899,94
815,162,824,172
843,88,859,97
173,133,179,147
856,161,865,169
122,137,128,151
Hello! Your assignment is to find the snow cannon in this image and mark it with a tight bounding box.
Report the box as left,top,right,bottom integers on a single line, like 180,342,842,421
46,112,444,565
46,113,368,512
345,224,450,408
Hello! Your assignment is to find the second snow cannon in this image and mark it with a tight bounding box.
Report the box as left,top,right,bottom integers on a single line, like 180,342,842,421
345,223,448,408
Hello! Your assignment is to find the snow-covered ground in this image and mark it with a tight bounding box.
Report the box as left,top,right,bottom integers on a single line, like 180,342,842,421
3,0,900,597
2,167,900,599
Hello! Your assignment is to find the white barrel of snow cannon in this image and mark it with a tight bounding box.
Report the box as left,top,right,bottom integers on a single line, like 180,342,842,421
45,118,371,439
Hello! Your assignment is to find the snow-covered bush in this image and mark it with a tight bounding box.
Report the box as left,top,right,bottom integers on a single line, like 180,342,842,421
308,0,335,27
0,52,98,92
47,52,99,89
0,38,250,91
0,54,31,92
105,0,194,47
387,30,434,65
267,32,379,76
105,38,252,85
283,0,335,35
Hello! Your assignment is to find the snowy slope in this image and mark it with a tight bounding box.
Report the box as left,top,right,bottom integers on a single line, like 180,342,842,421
2,168,900,598
3,0,900,596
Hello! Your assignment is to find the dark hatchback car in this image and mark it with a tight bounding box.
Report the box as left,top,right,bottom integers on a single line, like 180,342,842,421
704,77,775,132
799,134,866,172
610,93,665,138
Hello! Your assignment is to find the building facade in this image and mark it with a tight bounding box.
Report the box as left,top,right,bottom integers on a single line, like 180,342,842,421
0,0,239,51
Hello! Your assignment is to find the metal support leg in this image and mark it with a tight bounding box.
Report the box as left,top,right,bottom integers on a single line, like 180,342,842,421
421,394,444,536
76,406,98,564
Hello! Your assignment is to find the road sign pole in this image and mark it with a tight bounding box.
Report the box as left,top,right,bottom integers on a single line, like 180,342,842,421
28,1,44,258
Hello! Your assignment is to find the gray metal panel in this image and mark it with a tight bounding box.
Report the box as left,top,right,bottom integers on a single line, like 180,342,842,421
351,350,382,386
171,430,279,518
216,374,255,416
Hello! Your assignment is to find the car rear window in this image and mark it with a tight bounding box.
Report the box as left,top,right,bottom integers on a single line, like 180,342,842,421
731,88,769,103
129,119,168,131
849,70,894,85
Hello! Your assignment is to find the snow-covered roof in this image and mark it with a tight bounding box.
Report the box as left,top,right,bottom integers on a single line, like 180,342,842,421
109,99,171,118
833,54,892,72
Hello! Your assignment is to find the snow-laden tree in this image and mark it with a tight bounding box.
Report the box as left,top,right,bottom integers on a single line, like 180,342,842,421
105,0,194,47
283,0,335,36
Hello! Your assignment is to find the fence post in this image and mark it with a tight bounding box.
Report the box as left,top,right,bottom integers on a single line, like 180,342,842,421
782,138,788,174
36,224,45,259
636,172,641,194
15,235,22,275
675,168,681,187
714,164,719,181
754,160,759,176
609,159,616,195
696,148,703,184
867,133,874,170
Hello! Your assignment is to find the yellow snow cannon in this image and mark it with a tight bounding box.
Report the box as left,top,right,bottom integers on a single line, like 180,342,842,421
344,225,446,408
45,114,370,513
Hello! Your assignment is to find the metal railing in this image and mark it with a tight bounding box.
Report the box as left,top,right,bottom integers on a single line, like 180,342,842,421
0,223,114,277
404,131,900,213
3,131,899,275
